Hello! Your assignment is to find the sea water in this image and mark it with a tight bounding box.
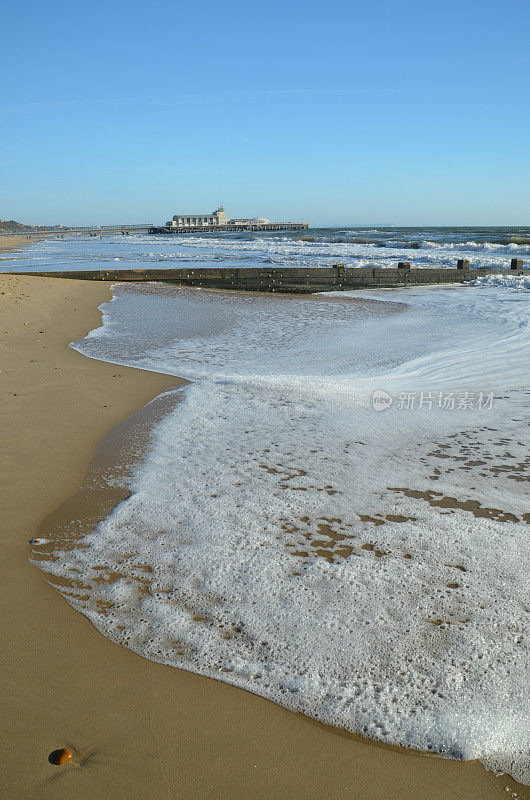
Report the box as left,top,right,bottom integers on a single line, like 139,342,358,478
2,225,530,273
28,267,530,783
12,229,528,782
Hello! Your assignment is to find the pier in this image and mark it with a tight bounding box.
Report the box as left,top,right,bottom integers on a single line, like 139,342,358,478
148,222,309,234
15,260,524,293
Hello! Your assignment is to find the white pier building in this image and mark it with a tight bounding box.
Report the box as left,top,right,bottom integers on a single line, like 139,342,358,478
166,206,270,229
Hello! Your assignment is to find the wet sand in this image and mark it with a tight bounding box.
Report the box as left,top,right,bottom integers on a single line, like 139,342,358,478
0,274,525,799
0,234,51,253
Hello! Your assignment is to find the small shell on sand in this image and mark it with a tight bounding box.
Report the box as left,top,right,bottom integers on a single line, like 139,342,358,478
49,748,73,765
29,538,50,545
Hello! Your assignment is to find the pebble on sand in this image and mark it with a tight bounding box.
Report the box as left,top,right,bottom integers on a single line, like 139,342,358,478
48,748,72,765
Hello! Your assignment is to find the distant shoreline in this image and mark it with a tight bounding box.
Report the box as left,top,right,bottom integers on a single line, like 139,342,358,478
0,233,52,254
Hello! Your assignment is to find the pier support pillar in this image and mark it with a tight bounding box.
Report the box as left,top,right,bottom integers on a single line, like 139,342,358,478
457,259,470,270
511,258,523,272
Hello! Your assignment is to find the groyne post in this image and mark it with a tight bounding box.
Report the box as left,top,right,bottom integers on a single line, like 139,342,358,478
397,262,411,269
457,259,470,270
334,263,345,285
511,258,523,272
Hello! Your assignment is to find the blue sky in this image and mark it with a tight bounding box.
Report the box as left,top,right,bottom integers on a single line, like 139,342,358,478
1,0,529,226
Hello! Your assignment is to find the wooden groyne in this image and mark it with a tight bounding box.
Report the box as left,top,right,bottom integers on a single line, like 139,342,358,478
14,260,525,293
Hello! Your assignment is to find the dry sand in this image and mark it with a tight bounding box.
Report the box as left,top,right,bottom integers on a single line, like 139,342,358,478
0,274,525,800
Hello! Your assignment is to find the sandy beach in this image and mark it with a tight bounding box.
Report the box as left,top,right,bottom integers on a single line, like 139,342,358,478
0,234,51,254
1,273,525,800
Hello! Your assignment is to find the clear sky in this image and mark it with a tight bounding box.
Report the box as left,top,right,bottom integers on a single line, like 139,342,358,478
1,0,529,227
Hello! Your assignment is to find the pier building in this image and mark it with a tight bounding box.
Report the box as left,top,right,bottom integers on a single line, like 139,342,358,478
152,205,307,235
167,205,229,228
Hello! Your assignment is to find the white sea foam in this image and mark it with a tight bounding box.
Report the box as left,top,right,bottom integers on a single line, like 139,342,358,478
468,273,530,291
422,239,530,253
37,281,529,782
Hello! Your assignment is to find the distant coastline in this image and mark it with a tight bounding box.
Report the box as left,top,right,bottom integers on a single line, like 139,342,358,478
0,233,51,254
